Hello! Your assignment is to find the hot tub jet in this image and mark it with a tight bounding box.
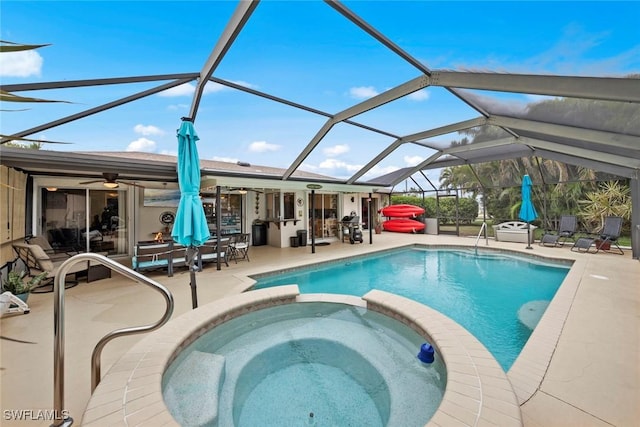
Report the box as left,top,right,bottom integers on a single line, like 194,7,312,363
417,343,435,364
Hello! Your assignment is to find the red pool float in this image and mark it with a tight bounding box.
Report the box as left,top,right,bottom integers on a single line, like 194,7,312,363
382,218,426,233
379,204,425,218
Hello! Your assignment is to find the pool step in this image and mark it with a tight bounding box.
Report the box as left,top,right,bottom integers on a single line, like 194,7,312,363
163,351,225,426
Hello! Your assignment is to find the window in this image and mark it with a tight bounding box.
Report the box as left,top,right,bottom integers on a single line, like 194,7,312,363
283,192,295,219
203,193,242,236
266,192,280,219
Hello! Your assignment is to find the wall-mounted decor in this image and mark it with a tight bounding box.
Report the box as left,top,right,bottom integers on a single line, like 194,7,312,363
159,211,175,225
255,193,260,216
143,189,181,207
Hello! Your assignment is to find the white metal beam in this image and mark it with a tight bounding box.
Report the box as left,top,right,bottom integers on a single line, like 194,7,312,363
1,78,194,143
189,0,259,120
518,137,640,170
532,149,636,179
429,71,640,103
410,117,489,148
283,120,335,180
347,117,488,184
333,76,428,122
490,115,640,151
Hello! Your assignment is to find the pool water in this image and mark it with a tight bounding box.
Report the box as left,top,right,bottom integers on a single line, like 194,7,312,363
254,248,569,370
163,302,446,427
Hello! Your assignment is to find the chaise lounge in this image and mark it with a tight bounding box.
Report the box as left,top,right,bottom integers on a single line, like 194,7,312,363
540,215,577,247
12,242,90,292
571,216,625,255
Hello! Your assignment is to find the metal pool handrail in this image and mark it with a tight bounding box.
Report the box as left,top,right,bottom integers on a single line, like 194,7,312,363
474,221,489,254
52,253,174,427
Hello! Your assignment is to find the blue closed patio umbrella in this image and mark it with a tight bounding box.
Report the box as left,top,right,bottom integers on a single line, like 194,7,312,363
171,117,210,308
518,174,538,249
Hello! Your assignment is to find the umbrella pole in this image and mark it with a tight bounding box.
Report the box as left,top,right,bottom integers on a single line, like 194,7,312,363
526,222,533,250
187,246,198,308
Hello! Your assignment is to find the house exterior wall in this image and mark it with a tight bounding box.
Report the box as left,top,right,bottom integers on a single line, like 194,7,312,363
1,166,390,264
0,166,27,266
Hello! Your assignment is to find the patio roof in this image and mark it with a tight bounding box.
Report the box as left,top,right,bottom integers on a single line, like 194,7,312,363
0,0,638,257
1,1,638,185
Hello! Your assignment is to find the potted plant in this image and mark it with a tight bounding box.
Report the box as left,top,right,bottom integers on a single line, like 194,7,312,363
374,215,382,234
1,270,48,303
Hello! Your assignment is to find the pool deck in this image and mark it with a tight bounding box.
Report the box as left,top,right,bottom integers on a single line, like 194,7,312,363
1,232,638,426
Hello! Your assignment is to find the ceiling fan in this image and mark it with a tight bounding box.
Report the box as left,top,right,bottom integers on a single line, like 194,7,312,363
227,187,263,194
80,172,145,188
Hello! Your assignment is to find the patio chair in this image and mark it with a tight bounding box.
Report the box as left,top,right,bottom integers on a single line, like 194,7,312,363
132,241,175,276
539,215,577,247
12,242,89,292
571,216,625,255
198,237,230,268
230,233,250,263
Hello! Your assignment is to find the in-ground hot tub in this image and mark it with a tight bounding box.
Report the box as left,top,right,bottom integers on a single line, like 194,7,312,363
163,301,446,426
82,286,522,426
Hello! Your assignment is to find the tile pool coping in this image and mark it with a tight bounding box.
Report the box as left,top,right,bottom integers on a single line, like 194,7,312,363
82,285,523,426
82,244,582,426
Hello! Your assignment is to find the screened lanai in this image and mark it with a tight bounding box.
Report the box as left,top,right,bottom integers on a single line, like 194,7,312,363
1,0,638,257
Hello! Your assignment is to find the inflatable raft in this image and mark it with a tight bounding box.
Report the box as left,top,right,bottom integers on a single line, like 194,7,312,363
379,204,425,218
382,218,425,233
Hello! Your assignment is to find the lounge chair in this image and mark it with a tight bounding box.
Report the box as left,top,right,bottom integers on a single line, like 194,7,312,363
12,242,89,292
571,216,625,255
25,234,79,262
539,215,577,247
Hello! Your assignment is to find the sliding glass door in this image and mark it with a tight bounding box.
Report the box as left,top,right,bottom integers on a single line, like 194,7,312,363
40,187,128,255
308,193,339,240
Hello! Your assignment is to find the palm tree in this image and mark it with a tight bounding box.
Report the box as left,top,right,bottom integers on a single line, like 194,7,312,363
579,181,631,232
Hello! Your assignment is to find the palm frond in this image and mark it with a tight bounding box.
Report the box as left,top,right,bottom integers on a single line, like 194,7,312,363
0,90,72,104
0,40,50,53
0,134,72,145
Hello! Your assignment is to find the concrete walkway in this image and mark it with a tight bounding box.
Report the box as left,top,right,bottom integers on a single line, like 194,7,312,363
0,232,638,426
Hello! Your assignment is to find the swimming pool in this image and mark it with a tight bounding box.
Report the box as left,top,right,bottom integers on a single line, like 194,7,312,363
254,247,570,370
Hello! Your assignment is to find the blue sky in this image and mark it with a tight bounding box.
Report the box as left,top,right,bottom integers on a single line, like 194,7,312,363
1,1,638,184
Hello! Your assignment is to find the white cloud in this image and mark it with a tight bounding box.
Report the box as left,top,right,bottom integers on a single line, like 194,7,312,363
407,89,430,101
318,158,362,172
249,141,281,153
134,124,164,136
126,138,156,152
299,162,318,172
202,81,226,94
364,164,400,178
349,86,379,99
0,51,43,77
158,83,195,97
323,144,350,157
167,103,189,111
404,155,424,166
229,80,258,90
211,155,239,163
159,80,258,98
